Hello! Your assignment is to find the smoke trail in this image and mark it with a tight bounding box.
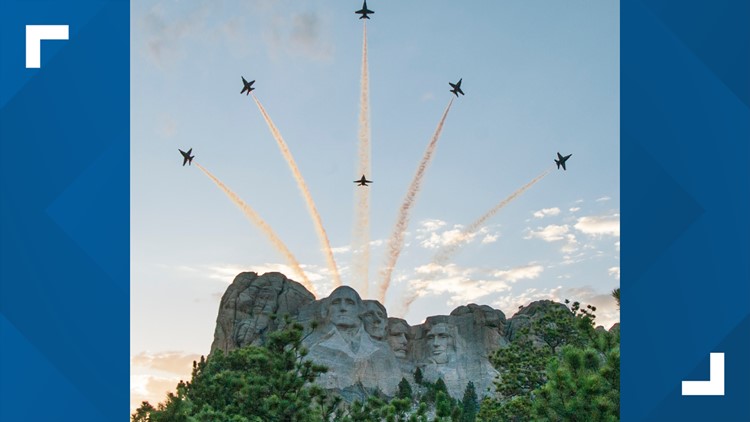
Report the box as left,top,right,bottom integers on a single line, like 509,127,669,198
377,98,454,303
400,167,553,314
433,167,552,264
252,95,342,288
194,163,316,296
352,21,371,297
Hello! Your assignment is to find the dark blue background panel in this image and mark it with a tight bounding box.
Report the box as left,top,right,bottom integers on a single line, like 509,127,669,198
0,1,129,421
622,0,750,421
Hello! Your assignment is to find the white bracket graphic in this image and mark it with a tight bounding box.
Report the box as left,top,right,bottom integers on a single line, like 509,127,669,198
681,352,725,396
26,25,69,68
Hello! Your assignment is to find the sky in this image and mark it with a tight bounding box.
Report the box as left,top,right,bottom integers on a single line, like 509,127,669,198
130,0,619,412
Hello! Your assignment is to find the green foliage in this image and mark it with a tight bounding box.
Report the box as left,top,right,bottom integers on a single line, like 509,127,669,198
611,288,620,310
132,316,338,422
481,299,620,422
341,395,428,422
413,367,424,385
460,382,478,422
491,335,551,399
397,377,413,400
531,346,620,421
435,391,452,418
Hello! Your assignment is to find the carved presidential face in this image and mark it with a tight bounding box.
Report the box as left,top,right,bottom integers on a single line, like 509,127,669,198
426,323,452,364
327,286,362,329
388,320,409,358
362,301,387,340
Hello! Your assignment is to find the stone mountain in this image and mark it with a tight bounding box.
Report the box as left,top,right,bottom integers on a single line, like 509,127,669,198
210,271,573,401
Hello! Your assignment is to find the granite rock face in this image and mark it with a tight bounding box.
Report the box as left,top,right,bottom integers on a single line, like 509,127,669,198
210,272,574,400
210,272,315,352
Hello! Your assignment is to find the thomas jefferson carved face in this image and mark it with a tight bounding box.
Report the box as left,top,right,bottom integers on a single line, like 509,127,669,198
388,320,410,358
326,286,362,329
426,323,452,364
362,300,387,340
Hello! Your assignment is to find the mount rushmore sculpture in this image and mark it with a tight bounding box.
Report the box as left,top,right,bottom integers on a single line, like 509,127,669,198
210,271,549,400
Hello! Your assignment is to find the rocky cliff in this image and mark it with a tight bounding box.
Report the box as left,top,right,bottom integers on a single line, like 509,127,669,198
210,271,573,400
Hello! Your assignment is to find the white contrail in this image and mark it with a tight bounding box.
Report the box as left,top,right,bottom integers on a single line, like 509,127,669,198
433,168,553,264
194,163,316,296
378,98,454,303
353,21,371,297
252,95,342,288
400,167,553,314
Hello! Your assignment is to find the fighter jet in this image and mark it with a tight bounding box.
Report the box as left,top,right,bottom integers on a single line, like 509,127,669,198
354,175,373,186
555,152,572,171
179,148,194,166
240,77,255,95
355,1,374,19
449,78,464,97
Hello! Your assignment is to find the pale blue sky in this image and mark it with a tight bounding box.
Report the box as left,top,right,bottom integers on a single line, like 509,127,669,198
131,0,619,409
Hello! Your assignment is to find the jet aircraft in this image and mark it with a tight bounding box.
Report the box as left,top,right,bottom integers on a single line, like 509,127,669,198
449,78,464,97
355,1,374,19
240,77,255,95
555,152,572,170
354,175,373,186
179,148,194,166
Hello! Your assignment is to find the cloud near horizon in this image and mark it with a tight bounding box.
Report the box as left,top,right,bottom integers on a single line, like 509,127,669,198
407,263,545,306
132,351,202,375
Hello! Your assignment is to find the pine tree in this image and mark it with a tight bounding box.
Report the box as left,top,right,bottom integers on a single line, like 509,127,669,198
414,367,424,385
460,382,478,422
531,346,619,422
132,317,337,422
397,377,413,400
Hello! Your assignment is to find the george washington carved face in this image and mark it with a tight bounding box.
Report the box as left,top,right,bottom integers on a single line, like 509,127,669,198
325,286,363,329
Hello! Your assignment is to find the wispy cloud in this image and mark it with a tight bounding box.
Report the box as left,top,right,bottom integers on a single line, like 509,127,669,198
265,11,334,62
482,233,499,244
167,262,332,296
608,266,620,280
533,207,561,219
574,214,620,237
569,207,581,212
596,196,612,202
493,286,564,315
493,285,619,330
406,263,544,307
492,264,544,283
526,224,570,242
418,219,447,233
420,227,476,249
409,276,512,306
138,2,211,68
331,245,351,254
132,351,201,375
